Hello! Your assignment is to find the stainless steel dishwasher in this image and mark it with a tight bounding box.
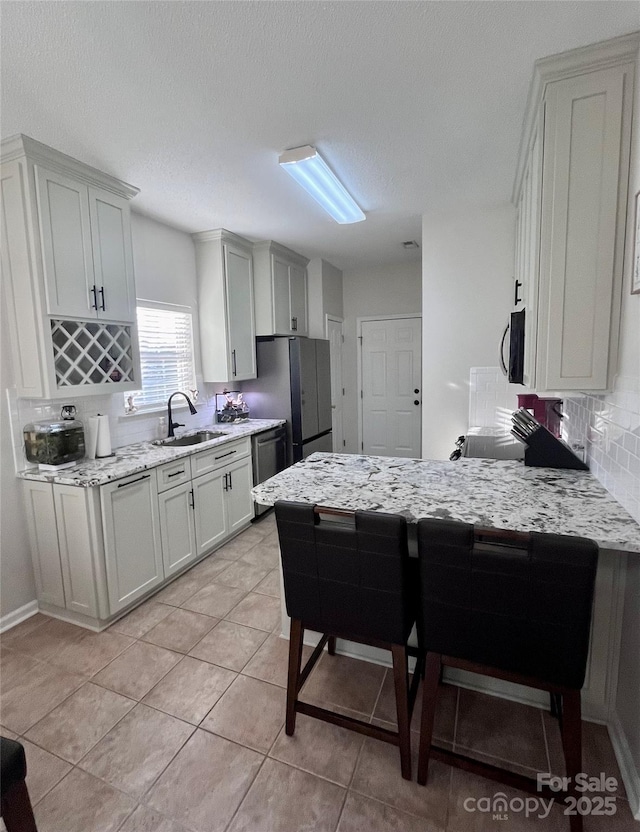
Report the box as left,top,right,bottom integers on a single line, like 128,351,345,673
252,425,288,517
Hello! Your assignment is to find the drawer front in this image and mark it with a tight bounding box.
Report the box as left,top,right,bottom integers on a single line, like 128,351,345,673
191,437,251,479
156,457,192,493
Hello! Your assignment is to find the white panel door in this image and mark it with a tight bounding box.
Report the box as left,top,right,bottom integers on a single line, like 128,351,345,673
192,469,227,556
225,243,256,380
158,481,199,577
35,166,94,318
361,317,421,458
289,265,308,336
224,457,254,536
101,473,164,614
327,317,344,451
88,188,135,322
272,256,292,334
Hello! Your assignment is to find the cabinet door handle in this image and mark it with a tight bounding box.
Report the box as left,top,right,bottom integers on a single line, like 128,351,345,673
514,279,522,306
189,489,194,509
291,316,297,331
98,286,106,311
117,474,150,488
232,349,237,377
223,473,229,491
167,469,185,478
91,285,98,310
215,450,235,461
228,472,232,490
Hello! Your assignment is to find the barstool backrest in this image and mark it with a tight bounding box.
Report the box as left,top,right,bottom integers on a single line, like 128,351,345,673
416,519,598,689
275,500,413,644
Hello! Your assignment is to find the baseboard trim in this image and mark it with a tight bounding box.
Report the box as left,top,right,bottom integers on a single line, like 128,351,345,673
0,600,39,634
609,712,640,818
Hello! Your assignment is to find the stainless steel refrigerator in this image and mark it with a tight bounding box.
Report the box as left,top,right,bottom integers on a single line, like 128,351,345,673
243,337,332,463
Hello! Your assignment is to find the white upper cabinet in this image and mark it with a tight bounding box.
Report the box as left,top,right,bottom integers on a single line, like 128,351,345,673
193,229,257,383
253,240,309,337
513,34,637,392
36,166,95,318
88,188,136,322
1,135,141,398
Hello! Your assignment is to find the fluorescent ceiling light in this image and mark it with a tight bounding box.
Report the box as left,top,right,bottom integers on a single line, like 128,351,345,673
278,146,365,224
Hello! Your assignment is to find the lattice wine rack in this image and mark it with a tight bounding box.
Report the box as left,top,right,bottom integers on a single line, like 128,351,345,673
51,320,136,388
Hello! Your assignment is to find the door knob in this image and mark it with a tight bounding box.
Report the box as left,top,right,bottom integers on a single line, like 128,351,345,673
414,389,420,394
414,400,420,406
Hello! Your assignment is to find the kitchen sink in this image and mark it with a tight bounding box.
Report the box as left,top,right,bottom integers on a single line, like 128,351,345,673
154,430,227,447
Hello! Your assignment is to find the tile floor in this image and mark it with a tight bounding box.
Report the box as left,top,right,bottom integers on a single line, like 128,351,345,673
0,513,633,831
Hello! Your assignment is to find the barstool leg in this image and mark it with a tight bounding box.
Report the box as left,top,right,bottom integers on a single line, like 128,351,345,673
391,644,411,780
286,618,304,736
417,652,442,786
561,690,583,832
1,780,38,832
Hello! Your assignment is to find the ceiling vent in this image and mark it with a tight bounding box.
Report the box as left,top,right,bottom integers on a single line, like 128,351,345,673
402,240,420,250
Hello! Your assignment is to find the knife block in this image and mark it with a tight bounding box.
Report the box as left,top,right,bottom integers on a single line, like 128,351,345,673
523,426,588,471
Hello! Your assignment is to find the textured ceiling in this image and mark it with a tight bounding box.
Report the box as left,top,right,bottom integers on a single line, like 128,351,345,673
2,1,638,270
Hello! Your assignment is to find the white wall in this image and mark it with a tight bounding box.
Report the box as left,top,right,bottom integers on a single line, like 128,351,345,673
421,205,515,459
342,261,421,453
0,294,36,618
307,258,343,339
0,213,200,622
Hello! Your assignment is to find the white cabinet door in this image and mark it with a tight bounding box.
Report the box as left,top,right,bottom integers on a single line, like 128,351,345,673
22,481,66,608
225,243,256,380
192,469,227,557
272,256,292,334
35,166,95,318
289,265,308,336
101,473,164,613
538,66,626,391
224,457,254,535
158,480,199,577
88,188,136,322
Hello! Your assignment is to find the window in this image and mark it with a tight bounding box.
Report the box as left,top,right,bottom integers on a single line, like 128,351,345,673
125,301,196,411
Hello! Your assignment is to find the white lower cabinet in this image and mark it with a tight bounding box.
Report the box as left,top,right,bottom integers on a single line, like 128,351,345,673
158,480,199,578
21,437,255,628
100,472,164,614
225,457,254,535
192,469,228,557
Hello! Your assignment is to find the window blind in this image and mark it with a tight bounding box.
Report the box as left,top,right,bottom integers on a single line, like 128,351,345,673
128,304,195,409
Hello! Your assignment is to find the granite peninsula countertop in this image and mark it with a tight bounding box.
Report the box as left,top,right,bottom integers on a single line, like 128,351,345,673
17,419,285,488
252,452,640,553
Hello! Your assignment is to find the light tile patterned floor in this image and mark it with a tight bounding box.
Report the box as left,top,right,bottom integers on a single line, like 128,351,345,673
0,513,632,831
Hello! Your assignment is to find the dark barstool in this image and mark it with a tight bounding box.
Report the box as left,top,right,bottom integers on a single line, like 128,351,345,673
1,738,38,832
416,519,598,832
275,500,420,779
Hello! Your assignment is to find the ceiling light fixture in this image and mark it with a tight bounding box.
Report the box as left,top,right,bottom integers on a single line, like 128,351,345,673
278,145,365,224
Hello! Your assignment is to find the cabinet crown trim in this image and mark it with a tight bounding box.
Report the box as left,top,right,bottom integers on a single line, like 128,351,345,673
0,134,140,200
192,228,253,250
253,239,310,267
512,31,639,203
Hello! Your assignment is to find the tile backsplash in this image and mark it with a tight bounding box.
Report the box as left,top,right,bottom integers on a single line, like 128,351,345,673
563,375,640,524
7,380,222,474
468,367,520,431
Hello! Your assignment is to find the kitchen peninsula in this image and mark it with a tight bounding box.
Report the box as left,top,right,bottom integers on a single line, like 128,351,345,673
253,452,640,720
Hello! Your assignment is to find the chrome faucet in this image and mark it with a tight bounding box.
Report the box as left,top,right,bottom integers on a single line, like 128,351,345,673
167,391,198,437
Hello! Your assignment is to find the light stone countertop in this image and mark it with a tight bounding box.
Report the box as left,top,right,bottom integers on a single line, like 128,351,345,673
252,452,640,553
17,419,285,488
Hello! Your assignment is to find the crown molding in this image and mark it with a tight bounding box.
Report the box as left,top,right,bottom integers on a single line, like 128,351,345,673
0,134,139,200
512,31,640,204
191,228,253,251
252,239,310,267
